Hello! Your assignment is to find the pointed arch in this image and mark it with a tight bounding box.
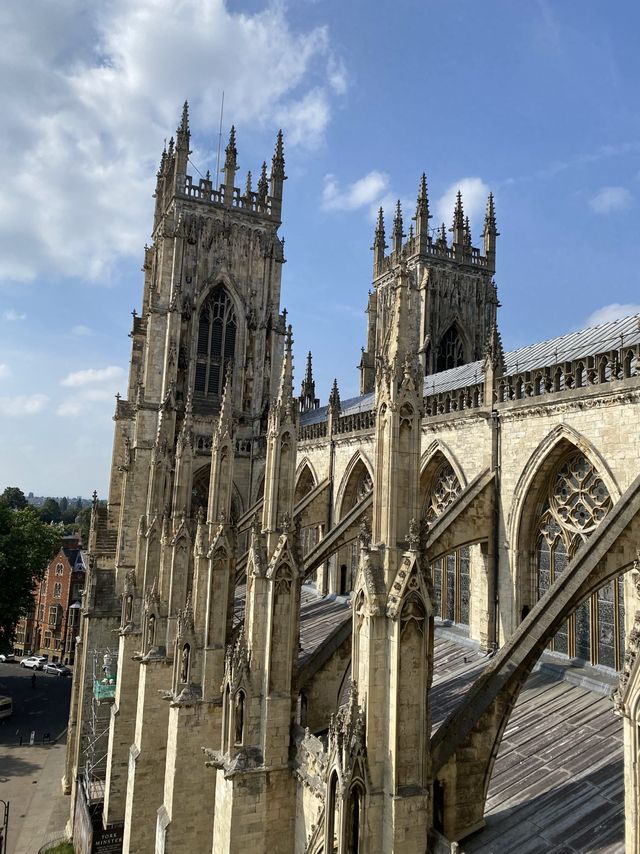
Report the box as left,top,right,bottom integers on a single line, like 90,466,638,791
509,425,624,662
435,319,469,372
335,452,373,523
420,440,467,508
294,458,318,504
508,424,621,550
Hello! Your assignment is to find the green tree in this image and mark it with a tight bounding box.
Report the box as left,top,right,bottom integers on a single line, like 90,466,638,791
75,506,92,547
0,504,62,648
1,486,28,509
60,496,69,514
39,497,62,523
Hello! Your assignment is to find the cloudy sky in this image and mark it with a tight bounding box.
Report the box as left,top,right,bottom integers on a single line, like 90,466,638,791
1,0,640,497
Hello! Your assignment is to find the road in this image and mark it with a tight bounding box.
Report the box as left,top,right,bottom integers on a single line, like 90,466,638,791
0,662,72,853
0,662,71,746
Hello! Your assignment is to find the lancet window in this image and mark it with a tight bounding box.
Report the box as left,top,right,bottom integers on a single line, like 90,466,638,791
435,325,464,373
425,461,470,626
194,285,236,399
535,451,625,669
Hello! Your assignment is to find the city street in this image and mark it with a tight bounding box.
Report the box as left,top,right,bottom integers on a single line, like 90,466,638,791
0,662,72,853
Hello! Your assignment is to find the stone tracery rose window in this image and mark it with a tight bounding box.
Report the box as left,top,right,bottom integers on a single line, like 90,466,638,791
536,451,624,669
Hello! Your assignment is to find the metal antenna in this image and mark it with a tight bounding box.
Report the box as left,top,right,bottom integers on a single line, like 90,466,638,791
215,90,225,187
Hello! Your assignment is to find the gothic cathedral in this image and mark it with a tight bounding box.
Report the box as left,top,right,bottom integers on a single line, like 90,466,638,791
65,104,640,853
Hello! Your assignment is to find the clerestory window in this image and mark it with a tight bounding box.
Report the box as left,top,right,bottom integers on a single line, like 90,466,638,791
193,286,236,399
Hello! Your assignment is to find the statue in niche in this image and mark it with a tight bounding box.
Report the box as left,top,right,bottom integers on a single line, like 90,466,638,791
124,593,133,624
234,691,245,745
147,614,156,649
180,643,190,683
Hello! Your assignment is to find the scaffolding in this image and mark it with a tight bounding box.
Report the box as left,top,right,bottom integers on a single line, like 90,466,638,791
82,647,118,804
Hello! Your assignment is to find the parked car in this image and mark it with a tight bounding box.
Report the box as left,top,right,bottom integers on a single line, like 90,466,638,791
43,663,71,677
20,656,46,670
0,653,15,663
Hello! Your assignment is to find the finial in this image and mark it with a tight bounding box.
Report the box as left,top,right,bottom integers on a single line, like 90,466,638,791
452,190,464,233
305,351,313,384
436,222,448,249
244,170,252,202
205,169,211,181
257,161,268,203
482,192,499,263
179,101,189,135
271,129,286,180
393,199,404,252
464,215,472,248
225,125,237,161
484,322,506,375
328,378,341,418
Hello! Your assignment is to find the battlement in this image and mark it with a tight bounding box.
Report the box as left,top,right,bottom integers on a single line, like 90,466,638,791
372,180,497,279
153,102,285,231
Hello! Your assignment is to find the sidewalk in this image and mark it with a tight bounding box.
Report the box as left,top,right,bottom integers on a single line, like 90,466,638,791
1,734,70,854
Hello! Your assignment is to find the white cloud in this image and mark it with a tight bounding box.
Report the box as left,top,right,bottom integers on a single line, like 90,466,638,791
322,171,389,212
0,1,341,283
72,325,92,336
2,309,26,321
276,88,331,149
435,177,490,231
585,303,640,326
0,394,48,416
327,55,348,95
56,401,83,418
61,365,124,387
589,186,633,214
0,364,11,379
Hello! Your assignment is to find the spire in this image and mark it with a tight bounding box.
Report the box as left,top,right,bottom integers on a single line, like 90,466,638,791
271,129,285,181
464,215,472,250
217,367,234,438
372,207,387,276
257,161,269,208
176,101,190,147
278,324,294,407
244,170,253,205
483,322,506,376
328,378,341,419
299,351,319,413
436,222,448,250
223,125,238,204
482,192,499,266
414,172,431,248
392,200,404,254
452,190,464,246
269,129,286,220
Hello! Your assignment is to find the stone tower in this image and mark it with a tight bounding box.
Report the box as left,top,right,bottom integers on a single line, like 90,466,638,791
359,179,499,393
65,103,291,853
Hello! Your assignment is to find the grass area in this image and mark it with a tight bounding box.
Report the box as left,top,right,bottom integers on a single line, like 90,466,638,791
42,843,74,854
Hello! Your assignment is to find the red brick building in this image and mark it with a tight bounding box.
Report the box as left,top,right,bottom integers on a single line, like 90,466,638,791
14,536,86,664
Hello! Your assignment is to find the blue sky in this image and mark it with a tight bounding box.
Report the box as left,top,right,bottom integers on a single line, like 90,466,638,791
1,0,639,497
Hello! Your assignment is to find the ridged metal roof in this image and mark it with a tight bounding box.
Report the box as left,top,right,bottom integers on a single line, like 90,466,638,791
300,313,640,425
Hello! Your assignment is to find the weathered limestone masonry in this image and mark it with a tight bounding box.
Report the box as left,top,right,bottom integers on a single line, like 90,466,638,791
66,105,640,853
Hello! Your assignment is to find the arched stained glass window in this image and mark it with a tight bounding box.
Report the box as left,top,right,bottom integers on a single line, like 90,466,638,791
194,286,236,399
535,451,624,669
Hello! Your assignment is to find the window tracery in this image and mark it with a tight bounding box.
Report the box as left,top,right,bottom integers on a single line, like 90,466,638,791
435,325,464,372
424,460,469,626
194,285,236,399
535,451,624,668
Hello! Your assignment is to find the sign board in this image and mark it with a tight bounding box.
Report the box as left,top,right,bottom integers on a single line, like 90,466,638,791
92,824,124,854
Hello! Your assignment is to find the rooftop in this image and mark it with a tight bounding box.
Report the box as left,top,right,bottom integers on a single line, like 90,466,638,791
300,312,640,427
